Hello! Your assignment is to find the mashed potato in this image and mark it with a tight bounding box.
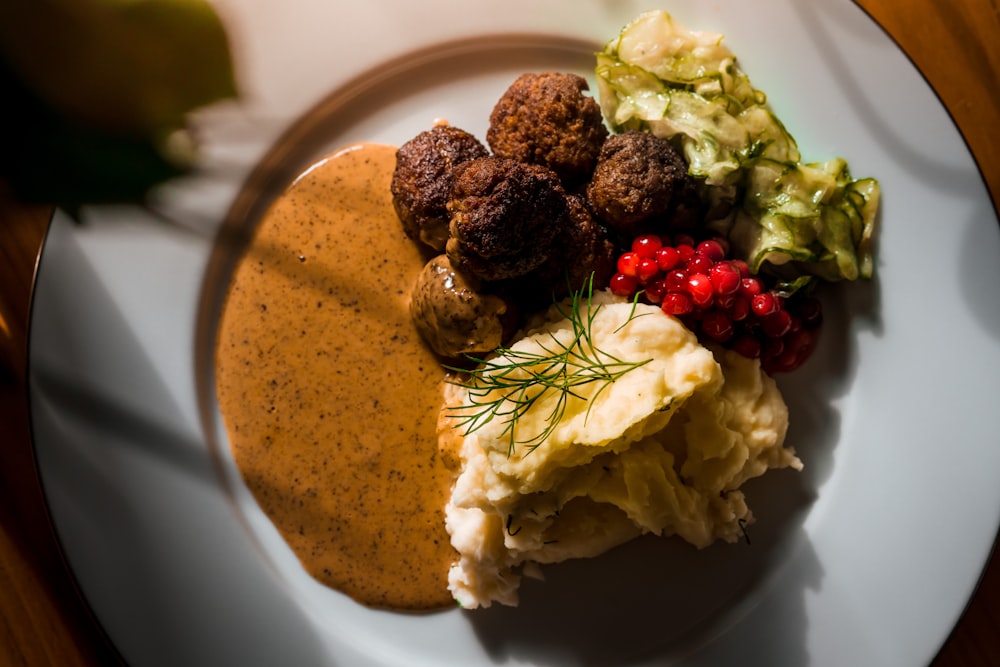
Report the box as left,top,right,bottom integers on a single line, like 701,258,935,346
441,291,800,608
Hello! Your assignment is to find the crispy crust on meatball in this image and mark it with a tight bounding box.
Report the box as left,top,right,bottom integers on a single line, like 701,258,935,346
487,72,608,188
446,156,569,282
561,194,617,291
585,130,699,236
391,125,489,250
512,194,616,306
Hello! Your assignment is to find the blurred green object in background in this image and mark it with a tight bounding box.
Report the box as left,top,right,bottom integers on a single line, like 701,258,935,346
0,0,238,209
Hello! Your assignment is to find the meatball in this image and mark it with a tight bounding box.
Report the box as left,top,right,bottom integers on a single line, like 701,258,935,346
391,125,489,251
559,194,617,291
446,156,569,282
511,194,617,305
667,171,708,233
410,255,511,359
585,130,699,236
487,72,608,188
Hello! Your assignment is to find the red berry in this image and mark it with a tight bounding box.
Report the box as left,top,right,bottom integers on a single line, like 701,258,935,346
739,277,763,298
785,328,816,356
676,244,696,263
714,292,736,310
795,331,818,369
665,268,690,291
617,252,640,277
632,234,663,259
644,279,667,304
769,331,816,373
655,246,681,271
701,311,734,342
636,258,660,283
687,273,714,307
732,335,762,359
687,254,714,275
751,292,780,317
731,259,751,278
761,310,793,338
673,233,696,248
696,239,726,263
729,295,751,322
709,261,741,296
609,272,638,296
662,292,694,316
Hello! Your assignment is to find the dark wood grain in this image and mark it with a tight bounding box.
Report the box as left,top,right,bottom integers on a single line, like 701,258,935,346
0,0,997,664
0,187,122,666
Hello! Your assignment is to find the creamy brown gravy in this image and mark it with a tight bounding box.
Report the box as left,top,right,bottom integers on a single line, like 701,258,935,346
215,143,457,610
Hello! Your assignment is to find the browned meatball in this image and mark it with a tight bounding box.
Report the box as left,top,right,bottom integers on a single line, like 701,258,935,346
409,255,513,359
446,156,569,282
585,130,699,236
487,73,608,188
513,194,617,305
560,194,617,291
667,172,708,233
391,125,489,250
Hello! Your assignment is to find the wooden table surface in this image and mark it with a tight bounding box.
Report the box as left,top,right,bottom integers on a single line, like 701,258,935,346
1,1,998,664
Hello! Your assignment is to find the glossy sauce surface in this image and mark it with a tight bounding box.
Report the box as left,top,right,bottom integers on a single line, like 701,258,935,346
215,143,456,610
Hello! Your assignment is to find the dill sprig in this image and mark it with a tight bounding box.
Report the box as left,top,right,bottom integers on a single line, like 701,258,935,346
444,279,652,457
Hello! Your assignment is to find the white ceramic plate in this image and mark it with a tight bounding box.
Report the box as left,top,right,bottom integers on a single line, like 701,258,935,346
28,1,1000,665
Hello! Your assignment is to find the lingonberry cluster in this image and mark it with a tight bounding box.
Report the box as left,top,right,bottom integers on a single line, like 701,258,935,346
608,233,822,373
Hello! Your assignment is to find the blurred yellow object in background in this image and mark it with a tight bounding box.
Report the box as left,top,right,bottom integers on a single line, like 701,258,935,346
0,0,237,207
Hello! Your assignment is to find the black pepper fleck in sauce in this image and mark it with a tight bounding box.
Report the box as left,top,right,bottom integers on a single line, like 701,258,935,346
215,144,456,610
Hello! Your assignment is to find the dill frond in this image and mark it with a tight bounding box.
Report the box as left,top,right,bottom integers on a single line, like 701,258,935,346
444,280,652,457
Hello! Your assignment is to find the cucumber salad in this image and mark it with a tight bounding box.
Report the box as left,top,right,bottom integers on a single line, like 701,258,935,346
596,9,880,293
